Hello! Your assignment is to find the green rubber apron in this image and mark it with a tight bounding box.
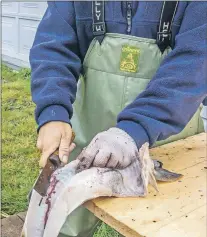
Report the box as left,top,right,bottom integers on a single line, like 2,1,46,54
58,3,203,237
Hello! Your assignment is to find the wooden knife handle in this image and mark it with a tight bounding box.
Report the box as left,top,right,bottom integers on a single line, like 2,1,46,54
49,153,61,168
49,130,76,167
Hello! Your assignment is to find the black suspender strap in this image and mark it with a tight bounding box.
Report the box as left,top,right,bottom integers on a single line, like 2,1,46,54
92,1,106,44
157,1,178,53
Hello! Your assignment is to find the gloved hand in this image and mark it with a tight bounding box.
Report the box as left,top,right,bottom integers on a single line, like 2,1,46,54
37,121,76,167
77,127,139,171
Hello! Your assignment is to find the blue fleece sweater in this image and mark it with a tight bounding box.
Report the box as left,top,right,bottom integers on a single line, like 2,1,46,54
30,1,207,149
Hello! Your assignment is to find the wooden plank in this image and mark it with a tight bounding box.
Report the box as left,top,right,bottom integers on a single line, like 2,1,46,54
151,205,206,237
150,132,206,172
85,133,207,237
86,201,142,237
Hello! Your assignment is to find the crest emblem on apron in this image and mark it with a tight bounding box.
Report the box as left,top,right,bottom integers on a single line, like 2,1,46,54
120,45,140,73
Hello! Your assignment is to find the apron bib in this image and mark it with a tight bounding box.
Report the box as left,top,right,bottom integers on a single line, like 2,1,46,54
70,33,203,160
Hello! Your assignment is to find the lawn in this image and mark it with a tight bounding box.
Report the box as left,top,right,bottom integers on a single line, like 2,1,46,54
2,64,39,215
1,64,121,237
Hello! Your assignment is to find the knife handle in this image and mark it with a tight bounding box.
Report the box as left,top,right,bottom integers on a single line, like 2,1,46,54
48,130,76,167
49,152,61,168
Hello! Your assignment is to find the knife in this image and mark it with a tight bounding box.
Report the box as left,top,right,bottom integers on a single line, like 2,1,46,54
28,131,75,201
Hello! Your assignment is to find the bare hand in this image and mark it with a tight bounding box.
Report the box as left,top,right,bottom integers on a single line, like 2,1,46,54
37,121,76,167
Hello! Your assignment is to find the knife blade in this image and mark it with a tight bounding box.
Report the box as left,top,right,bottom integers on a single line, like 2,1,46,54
33,151,61,197
28,131,75,200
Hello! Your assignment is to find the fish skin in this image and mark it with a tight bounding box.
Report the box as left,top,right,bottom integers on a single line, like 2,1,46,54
43,159,150,236
21,190,46,237
43,143,155,237
21,160,79,237
22,143,183,237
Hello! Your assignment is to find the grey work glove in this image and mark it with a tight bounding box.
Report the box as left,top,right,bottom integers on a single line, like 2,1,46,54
77,127,139,171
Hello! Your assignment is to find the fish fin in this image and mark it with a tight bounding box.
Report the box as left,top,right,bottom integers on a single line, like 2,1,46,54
139,143,158,193
149,171,159,192
154,168,183,182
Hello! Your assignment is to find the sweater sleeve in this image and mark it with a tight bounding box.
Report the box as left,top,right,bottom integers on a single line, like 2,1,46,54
30,1,81,130
117,2,207,149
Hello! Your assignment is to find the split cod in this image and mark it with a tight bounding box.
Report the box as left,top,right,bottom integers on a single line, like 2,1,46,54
22,143,182,237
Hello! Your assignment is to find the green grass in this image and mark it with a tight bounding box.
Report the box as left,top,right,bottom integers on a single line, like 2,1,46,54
2,64,40,215
1,64,121,236
94,222,121,237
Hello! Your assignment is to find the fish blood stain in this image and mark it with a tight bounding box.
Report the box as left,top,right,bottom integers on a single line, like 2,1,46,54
44,176,59,228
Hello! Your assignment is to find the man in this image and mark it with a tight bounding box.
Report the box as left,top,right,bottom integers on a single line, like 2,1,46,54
30,1,207,236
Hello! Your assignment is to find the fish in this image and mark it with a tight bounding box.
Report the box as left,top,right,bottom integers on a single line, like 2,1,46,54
21,143,183,237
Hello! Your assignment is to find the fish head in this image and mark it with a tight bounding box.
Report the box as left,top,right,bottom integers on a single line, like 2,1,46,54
138,143,183,189
152,157,183,182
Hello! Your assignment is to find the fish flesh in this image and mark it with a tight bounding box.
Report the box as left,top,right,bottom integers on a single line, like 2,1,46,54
21,143,182,237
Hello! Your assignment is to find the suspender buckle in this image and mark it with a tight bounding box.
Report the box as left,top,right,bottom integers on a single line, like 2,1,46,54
92,22,106,36
157,31,172,43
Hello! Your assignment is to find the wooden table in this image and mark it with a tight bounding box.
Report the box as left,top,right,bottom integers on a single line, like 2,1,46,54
85,133,207,237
